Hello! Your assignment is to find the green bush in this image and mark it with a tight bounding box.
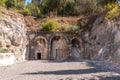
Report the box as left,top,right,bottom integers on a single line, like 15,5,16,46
0,48,6,53
69,25,79,31
0,0,6,7
105,3,119,20
23,7,31,16
41,19,59,32
32,6,41,17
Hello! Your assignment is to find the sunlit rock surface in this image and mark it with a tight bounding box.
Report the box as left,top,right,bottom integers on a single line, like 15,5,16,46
0,53,16,66
1,6,120,67
85,17,120,66
0,7,28,61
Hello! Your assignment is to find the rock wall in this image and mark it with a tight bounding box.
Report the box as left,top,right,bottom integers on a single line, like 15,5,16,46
0,53,16,66
84,18,120,66
0,7,28,61
1,6,120,65
51,36,67,60
28,32,84,60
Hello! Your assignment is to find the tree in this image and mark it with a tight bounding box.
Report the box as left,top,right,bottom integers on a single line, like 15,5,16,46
5,0,25,10
16,0,25,10
32,0,99,16
23,2,41,17
40,0,62,16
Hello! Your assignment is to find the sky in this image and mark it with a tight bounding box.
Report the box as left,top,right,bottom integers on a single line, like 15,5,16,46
25,0,32,5
117,0,120,6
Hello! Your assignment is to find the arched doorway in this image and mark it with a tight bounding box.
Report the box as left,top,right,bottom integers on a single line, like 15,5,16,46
71,38,81,59
50,36,68,60
35,37,48,60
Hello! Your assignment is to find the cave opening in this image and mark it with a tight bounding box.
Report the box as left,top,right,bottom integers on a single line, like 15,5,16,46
37,53,41,60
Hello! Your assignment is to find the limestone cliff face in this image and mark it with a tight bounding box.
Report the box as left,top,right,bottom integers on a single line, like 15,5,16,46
1,6,120,65
0,7,28,61
84,17,120,66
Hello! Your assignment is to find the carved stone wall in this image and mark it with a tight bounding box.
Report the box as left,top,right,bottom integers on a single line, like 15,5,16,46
27,32,84,60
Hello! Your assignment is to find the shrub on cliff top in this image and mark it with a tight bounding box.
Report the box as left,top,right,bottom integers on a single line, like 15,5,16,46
41,19,59,32
69,25,79,31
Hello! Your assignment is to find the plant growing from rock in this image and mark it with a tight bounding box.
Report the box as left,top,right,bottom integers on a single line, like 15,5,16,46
0,48,6,53
41,19,60,32
69,25,79,31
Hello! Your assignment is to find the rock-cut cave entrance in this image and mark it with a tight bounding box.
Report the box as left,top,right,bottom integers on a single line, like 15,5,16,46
50,36,67,60
71,38,80,59
37,53,41,60
34,37,48,60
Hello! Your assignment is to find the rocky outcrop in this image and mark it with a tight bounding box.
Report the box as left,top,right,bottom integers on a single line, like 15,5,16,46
1,6,120,67
84,17,120,66
0,53,16,66
0,7,28,61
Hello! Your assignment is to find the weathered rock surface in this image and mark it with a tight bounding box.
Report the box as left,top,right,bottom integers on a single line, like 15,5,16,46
84,16,120,66
0,53,16,66
1,6,120,68
0,7,28,61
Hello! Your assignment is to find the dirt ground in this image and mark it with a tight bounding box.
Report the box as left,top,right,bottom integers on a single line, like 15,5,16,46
0,60,120,80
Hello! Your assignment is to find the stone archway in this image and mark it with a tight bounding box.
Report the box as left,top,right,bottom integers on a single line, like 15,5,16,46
34,36,48,60
71,38,81,59
50,36,68,60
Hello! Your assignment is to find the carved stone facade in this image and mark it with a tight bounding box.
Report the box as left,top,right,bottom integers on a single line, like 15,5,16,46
27,32,84,60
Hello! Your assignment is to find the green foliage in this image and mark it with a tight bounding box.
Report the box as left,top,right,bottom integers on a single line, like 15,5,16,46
32,0,118,17
0,48,6,53
36,7,40,14
32,6,41,17
60,1,77,16
40,0,62,16
97,0,116,7
75,0,94,15
69,25,79,31
4,0,25,10
36,7,41,17
5,0,15,8
0,0,119,19
23,7,31,16
0,0,6,7
105,3,119,20
0,10,2,16
16,1,25,10
41,19,59,32
23,3,41,16
40,0,79,16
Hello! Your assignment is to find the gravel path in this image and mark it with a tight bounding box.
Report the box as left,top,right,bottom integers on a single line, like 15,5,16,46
0,60,120,80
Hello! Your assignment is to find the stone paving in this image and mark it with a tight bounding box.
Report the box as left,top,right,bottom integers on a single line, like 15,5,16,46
0,60,120,80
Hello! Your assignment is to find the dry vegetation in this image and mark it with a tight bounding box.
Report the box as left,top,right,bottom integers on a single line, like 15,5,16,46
25,16,81,32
